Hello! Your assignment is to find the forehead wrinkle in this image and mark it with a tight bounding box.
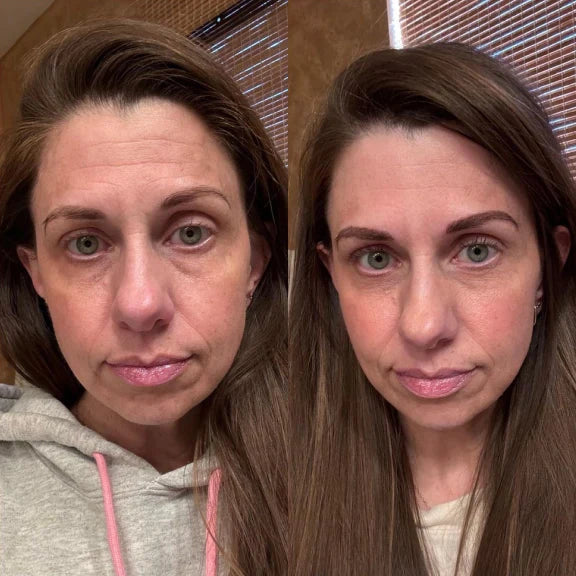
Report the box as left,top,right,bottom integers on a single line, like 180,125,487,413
34,100,243,233
54,142,210,170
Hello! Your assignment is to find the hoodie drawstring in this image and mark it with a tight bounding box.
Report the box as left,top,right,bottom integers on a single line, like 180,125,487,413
94,453,127,576
206,468,222,576
93,452,222,576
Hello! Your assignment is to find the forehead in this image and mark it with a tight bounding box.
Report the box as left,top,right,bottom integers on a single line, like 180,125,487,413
327,125,532,236
32,99,241,217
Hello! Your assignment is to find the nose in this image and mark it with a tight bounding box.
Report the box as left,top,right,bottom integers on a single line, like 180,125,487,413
397,265,457,351
112,244,175,333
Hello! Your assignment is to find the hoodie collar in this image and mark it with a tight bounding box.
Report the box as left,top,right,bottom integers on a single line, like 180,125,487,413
0,383,217,492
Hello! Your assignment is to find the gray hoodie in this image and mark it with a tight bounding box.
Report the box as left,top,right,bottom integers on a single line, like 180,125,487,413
0,383,222,575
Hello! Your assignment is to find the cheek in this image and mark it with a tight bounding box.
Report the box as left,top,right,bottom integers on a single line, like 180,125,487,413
172,241,252,353
467,282,535,370
340,296,394,346
39,241,252,366
179,269,248,345
40,271,110,364
336,281,398,376
335,272,536,375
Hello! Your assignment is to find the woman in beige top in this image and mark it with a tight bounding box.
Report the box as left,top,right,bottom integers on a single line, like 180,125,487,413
290,43,576,575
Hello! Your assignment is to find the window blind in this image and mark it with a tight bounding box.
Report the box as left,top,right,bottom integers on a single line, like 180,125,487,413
191,0,288,164
390,0,576,174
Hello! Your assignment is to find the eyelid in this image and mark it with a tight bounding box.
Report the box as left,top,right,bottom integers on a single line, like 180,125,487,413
350,244,392,260
165,208,216,230
456,234,503,250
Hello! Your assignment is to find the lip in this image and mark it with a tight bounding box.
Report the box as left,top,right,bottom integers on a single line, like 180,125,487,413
107,355,190,367
395,368,476,399
106,356,191,387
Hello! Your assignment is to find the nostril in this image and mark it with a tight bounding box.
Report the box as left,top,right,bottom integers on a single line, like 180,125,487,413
113,288,175,333
111,251,175,332
398,293,457,350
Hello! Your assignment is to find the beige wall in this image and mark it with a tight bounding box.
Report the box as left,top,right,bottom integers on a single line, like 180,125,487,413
1,0,132,130
0,0,236,383
0,0,237,130
288,0,390,245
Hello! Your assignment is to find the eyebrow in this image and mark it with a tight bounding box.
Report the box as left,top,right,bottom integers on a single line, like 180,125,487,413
335,210,519,245
445,210,519,234
42,186,231,234
335,227,393,245
160,187,231,210
42,207,105,234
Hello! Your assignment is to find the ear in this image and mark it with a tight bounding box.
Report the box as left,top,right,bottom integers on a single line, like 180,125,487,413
535,226,572,303
553,225,571,268
247,231,271,297
316,242,333,277
17,246,45,298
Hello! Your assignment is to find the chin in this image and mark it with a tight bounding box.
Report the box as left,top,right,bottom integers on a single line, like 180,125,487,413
399,400,493,432
110,389,211,426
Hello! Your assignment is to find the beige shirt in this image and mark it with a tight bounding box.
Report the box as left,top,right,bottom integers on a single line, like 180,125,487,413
418,493,483,576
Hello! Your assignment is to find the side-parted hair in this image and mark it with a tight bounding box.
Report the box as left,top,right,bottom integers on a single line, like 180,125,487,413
0,20,287,575
290,43,576,575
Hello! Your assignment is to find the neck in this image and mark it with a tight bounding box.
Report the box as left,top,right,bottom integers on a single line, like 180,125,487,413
72,392,204,474
402,406,493,509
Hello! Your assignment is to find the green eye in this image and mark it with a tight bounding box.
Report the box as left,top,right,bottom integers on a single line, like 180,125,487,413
178,225,204,245
360,250,390,270
465,244,490,263
73,235,99,255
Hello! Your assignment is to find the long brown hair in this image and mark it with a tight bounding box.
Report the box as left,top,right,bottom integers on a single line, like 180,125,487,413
290,43,576,575
0,20,287,575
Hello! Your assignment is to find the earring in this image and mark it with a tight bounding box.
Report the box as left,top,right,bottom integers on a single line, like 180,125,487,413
533,301,542,326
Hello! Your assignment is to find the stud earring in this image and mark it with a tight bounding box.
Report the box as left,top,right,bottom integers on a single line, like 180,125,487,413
533,301,542,326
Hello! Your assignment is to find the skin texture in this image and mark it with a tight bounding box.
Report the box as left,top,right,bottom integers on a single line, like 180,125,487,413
320,126,570,506
19,99,268,472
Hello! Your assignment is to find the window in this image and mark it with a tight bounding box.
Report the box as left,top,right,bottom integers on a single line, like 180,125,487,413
192,0,288,163
389,0,576,174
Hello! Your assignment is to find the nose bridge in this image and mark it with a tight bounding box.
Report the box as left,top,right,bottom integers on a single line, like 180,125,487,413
398,257,456,349
112,237,174,332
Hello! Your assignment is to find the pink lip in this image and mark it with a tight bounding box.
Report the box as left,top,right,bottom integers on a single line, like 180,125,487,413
107,357,190,387
395,368,475,399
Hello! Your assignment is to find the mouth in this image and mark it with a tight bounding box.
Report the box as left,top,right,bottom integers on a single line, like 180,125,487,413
395,368,476,399
106,356,192,387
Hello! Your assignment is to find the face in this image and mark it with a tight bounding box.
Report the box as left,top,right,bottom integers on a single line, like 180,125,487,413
321,125,548,432
20,99,267,426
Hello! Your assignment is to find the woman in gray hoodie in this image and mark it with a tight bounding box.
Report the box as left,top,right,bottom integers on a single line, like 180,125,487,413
0,19,287,576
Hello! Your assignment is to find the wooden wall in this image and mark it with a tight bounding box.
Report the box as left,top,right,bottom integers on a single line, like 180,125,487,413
288,0,390,245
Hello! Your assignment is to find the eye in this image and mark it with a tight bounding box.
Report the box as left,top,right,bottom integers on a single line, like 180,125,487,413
67,235,101,256
358,249,391,270
456,238,500,264
170,225,210,246
464,244,490,262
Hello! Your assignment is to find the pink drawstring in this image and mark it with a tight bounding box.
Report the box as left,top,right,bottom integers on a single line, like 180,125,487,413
206,468,222,576
94,452,222,576
94,453,127,576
